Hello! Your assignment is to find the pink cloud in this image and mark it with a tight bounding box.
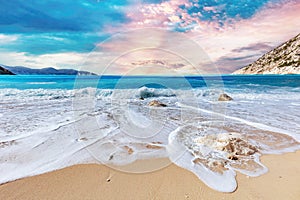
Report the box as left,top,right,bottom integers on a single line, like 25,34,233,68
101,0,300,74
195,1,300,72
93,28,219,75
203,6,217,12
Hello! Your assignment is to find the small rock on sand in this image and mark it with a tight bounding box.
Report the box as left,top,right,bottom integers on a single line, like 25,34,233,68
124,146,134,154
148,100,167,107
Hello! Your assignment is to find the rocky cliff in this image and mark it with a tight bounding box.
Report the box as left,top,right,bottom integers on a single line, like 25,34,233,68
233,34,300,74
0,66,15,75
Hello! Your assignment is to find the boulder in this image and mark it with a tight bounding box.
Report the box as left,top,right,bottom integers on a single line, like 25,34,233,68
218,93,233,101
148,100,167,107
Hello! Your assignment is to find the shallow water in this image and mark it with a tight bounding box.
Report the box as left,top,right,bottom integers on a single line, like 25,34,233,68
0,75,299,192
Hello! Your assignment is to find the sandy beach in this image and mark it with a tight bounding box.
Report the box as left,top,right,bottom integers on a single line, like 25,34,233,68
0,151,299,200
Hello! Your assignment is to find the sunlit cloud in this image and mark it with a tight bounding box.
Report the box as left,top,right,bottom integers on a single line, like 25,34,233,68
0,0,299,74
104,0,300,73
0,34,18,44
0,51,87,70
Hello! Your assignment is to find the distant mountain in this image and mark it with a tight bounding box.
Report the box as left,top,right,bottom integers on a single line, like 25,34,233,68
233,33,300,74
0,66,15,75
131,60,185,68
0,65,97,75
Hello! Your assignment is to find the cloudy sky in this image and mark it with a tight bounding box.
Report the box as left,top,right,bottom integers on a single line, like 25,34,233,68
0,0,299,74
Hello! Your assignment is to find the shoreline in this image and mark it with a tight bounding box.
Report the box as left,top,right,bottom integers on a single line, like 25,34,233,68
0,151,300,199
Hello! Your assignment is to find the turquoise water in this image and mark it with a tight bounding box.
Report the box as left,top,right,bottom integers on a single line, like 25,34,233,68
0,75,299,89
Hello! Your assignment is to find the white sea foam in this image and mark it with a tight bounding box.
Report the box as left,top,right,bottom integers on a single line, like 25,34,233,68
0,87,299,192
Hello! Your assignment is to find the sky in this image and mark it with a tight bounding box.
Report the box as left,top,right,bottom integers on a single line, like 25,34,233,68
0,0,299,74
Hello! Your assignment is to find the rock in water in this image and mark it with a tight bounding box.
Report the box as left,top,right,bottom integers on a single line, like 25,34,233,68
218,93,233,101
148,100,167,107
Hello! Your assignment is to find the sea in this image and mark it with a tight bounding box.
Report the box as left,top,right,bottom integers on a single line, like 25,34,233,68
0,75,299,192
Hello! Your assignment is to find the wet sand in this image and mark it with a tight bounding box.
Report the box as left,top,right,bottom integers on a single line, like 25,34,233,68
0,151,299,200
